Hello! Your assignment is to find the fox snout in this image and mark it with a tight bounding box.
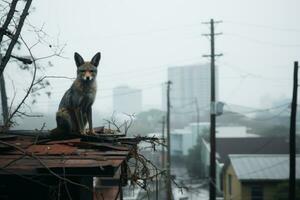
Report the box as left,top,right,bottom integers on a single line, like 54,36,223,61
83,70,93,81
76,66,98,82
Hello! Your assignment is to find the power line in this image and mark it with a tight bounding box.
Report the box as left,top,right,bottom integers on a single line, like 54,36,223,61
225,20,300,33
224,102,290,115
225,33,300,47
220,61,291,81
32,83,163,106
224,105,290,122
99,56,205,79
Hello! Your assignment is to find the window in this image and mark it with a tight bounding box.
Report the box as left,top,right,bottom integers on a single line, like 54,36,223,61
251,185,263,200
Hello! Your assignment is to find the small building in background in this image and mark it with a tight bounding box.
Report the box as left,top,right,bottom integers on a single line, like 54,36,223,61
200,133,289,193
113,85,142,114
170,127,193,156
216,126,258,138
170,122,209,156
223,154,300,200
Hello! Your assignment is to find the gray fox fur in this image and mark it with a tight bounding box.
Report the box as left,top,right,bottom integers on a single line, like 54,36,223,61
54,52,101,135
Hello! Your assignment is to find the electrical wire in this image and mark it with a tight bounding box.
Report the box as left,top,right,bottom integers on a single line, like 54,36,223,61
225,20,300,33
224,32,300,48
224,102,290,115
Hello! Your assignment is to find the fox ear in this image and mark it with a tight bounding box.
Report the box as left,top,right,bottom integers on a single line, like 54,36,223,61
74,52,84,67
91,52,101,67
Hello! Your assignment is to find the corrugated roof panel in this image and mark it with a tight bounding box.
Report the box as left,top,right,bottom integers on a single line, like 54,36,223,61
26,144,77,155
230,154,300,180
0,134,139,176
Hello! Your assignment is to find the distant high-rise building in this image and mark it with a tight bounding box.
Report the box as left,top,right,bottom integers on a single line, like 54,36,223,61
113,86,142,114
162,64,218,124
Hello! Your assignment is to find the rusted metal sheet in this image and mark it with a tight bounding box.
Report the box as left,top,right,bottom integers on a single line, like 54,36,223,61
79,150,130,156
76,142,130,151
26,144,77,155
0,157,124,171
0,134,137,176
0,133,141,200
46,138,81,145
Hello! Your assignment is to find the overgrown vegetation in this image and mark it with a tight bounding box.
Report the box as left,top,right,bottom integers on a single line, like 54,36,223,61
185,136,204,179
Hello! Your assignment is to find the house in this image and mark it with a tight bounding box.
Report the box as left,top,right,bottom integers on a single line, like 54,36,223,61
200,136,289,192
170,127,193,156
223,154,300,200
171,122,209,156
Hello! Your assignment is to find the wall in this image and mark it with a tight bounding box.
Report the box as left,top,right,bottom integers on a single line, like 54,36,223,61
201,138,223,192
223,164,242,200
162,64,211,123
170,129,195,156
242,182,279,200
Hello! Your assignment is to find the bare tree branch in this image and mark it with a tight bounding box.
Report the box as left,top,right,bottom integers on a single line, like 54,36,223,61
16,110,43,118
11,54,33,64
5,34,37,127
0,0,32,76
34,43,67,61
0,0,18,43
123,113,135,136
33,75,75,86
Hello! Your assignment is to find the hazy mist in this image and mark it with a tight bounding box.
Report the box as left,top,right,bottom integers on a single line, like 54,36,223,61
5,0,300,129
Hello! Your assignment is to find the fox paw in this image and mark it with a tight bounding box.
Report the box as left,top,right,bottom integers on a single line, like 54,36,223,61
87,129,96,135
80,129,87,135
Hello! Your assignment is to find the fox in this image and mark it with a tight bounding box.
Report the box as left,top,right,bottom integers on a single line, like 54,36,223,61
53,52,101,135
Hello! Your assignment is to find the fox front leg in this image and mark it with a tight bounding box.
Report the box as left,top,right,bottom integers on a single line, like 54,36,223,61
75,108,86,135
87,106,95,135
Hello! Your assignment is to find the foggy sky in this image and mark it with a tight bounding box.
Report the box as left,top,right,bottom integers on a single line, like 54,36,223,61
5,0,300,115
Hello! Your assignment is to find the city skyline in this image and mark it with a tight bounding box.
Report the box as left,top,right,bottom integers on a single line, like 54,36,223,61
3,0,300,116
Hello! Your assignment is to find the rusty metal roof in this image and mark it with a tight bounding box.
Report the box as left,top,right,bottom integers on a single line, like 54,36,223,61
0,132,139,176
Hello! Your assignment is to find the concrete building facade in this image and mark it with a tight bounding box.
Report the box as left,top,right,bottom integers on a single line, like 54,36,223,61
162,64,216,124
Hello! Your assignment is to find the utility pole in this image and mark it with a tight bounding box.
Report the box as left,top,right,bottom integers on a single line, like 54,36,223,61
202,19,222,200
289,61,298,200
0,54,9,127
158,115,166,199
195,98,200,135
161,116,166,170
166,80,172,200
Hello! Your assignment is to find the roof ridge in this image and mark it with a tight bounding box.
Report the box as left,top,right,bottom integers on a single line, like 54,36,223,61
229,154,300,157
